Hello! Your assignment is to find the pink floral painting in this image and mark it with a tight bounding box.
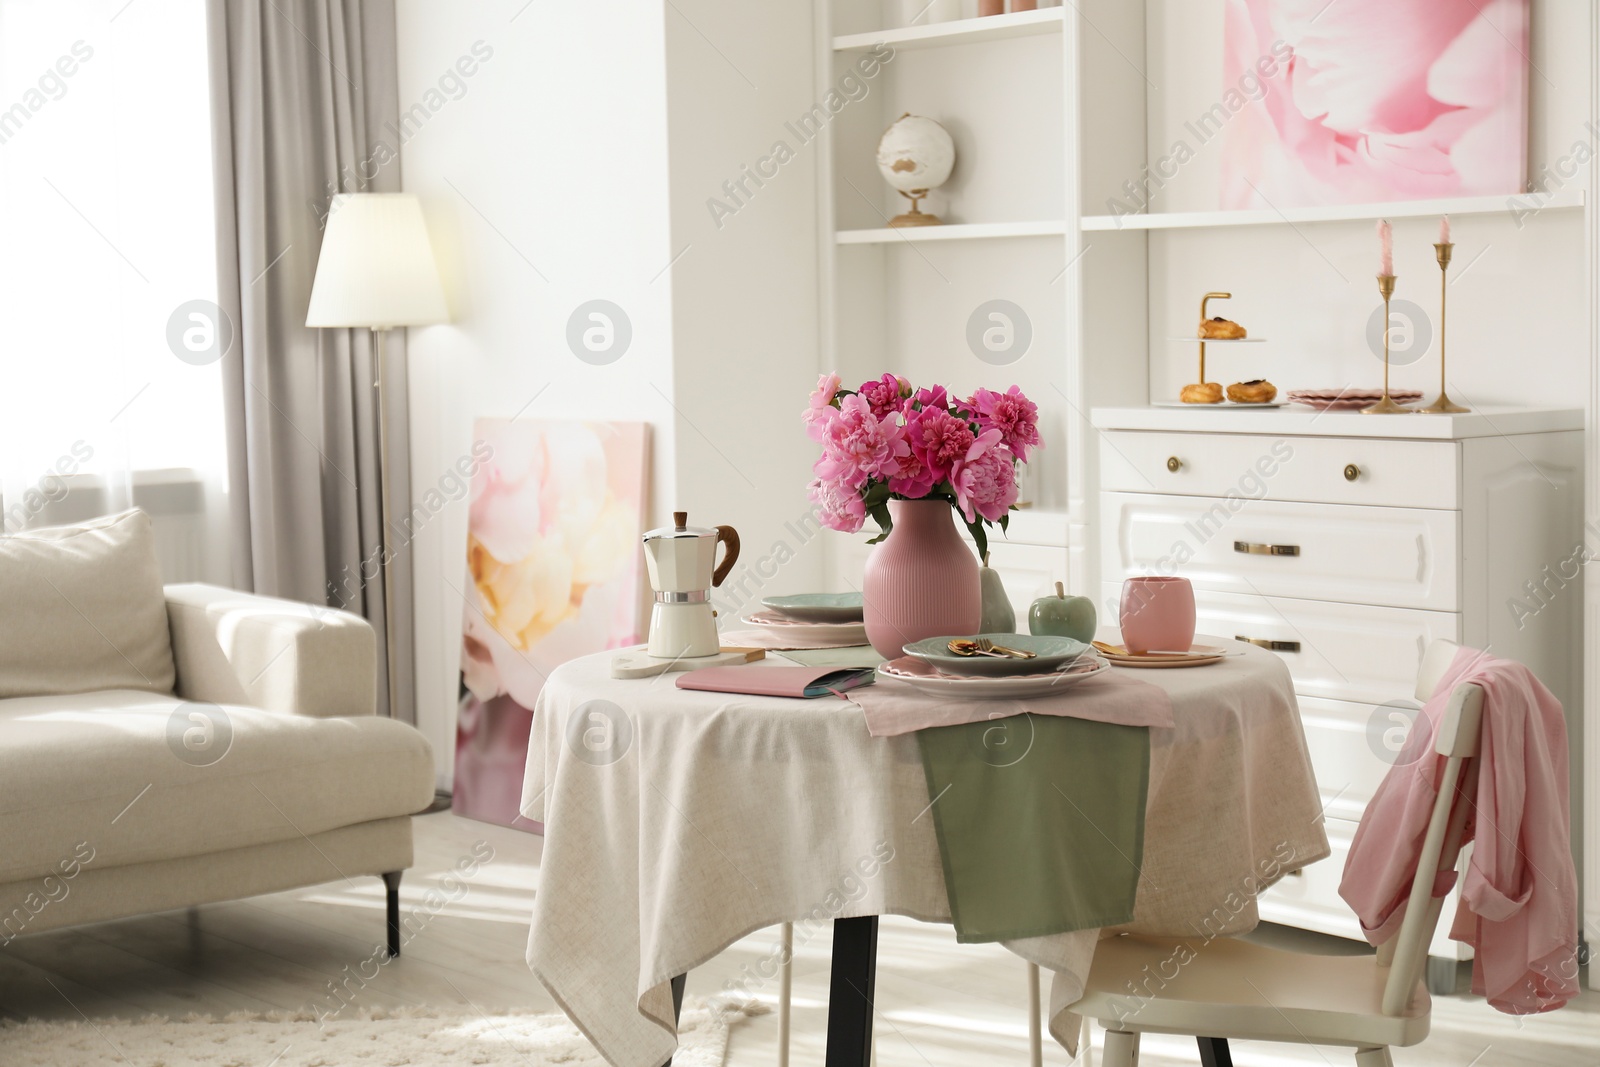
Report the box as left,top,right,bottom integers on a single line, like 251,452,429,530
454,419,648,832
1221,0,1529,209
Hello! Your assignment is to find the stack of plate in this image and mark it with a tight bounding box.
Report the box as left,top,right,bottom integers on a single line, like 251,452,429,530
745,593,867,645
1093,634,1234,669
1287,388,1423,411
877,633,1104,698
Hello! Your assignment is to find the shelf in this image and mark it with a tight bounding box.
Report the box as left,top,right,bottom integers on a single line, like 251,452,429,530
833,8,1064,53
1079,190,1585,232
836,220,1068,244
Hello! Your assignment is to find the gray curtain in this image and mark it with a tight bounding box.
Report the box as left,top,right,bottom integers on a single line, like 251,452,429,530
207,0,415,723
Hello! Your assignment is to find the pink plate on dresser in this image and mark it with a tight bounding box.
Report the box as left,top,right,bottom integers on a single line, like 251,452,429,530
1288,388,1422,411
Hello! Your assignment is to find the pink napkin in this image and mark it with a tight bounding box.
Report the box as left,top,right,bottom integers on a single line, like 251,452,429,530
853,667,1174,738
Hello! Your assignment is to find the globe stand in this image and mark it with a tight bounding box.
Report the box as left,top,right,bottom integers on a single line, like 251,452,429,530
888,189,942,228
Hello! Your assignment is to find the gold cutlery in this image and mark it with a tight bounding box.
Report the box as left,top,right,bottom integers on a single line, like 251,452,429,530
947,638,1036,660
1093,640,1196,659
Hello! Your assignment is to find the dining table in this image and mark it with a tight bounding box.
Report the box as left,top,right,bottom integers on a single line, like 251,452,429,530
518,639,1330,1067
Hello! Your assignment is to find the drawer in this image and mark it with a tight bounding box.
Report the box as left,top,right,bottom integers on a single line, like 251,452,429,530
1296,695,1403,821
1258,816,1361,941
1099,430,1459,510
1100,584,1459,705
1099,493,1459,611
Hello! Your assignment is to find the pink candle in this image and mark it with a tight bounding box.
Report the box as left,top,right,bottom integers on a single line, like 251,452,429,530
1438,214,1451,245
1377,219,1393,277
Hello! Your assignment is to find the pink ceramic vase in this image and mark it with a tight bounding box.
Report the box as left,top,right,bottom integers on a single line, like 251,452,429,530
1118,576,1197,655
863,499,982,659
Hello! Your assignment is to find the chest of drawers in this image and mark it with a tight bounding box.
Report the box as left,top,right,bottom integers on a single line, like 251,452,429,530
1091,406,1584,958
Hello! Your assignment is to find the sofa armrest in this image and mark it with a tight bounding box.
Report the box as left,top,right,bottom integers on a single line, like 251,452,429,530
165,583,377,718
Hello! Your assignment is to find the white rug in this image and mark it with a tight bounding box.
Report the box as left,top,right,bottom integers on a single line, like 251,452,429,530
0,997,755,1066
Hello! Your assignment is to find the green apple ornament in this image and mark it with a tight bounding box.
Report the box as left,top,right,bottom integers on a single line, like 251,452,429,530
1029,581,1096,643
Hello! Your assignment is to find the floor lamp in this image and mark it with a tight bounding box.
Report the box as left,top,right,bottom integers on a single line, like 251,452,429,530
307,193,449,719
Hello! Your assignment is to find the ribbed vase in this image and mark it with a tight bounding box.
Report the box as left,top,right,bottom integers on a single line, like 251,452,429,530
863,498,981,659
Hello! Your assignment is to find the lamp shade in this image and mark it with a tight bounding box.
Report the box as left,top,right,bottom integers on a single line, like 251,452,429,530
306,193,449,329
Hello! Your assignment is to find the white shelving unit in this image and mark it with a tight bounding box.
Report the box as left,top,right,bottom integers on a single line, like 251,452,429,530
832,6,1063,53
815,1,1086,615
814,0,1596,964
1081,189,1586,231
835,219,1068,244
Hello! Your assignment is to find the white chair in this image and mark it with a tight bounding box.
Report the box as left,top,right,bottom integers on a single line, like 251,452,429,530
1026,638,1482,1067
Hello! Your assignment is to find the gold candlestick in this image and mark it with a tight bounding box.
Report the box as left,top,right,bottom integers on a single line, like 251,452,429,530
1362,274,1410,414
1419,243,1468,414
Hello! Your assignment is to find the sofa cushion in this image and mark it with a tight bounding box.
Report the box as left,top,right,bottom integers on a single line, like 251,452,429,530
0,509,175,699
0,690,435,884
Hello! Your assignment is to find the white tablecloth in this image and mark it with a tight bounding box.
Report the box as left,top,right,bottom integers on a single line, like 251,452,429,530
520,644,1329,1067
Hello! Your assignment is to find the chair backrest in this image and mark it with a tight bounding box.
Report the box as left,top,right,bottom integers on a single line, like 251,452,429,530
1379,638,1485,1015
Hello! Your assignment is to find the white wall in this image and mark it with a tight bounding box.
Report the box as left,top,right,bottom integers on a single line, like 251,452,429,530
396,0,677,784
396,0,821,785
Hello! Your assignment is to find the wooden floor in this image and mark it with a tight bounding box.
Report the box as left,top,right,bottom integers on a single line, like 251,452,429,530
3,811,1596,1065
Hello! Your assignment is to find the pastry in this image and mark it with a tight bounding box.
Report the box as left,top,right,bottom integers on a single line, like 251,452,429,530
1180,382,1224,404
1226,379,1277,404
1199,316,1247,340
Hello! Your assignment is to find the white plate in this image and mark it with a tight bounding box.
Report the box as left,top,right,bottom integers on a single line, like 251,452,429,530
1152,401,1288,409
741,611,868,644
876,655,1109,698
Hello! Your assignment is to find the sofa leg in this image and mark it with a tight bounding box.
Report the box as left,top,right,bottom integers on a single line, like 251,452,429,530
382,871,402,957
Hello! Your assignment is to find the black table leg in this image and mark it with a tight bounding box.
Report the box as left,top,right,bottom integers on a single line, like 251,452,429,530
662,974,687,1067
1197,1036,1234,1067
826,916,879,1067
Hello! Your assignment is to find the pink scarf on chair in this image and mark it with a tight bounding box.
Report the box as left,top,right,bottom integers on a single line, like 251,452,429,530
1339,646,1579,1014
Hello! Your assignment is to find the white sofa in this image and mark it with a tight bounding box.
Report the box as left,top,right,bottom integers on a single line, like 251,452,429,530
0,511,434,955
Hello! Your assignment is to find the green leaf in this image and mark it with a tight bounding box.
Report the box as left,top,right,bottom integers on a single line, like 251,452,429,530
966,517,989,561
867,500,894,543
999,513,1010,535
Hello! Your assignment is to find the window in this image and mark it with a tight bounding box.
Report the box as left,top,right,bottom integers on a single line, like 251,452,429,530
0,0,227,579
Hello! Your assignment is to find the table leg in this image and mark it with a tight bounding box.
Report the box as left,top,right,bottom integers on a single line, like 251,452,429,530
1197,1036,1233,1067
662,974,687,1067
826,916,879,1067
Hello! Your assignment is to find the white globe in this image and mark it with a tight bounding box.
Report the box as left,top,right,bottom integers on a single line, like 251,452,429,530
876,114,955,194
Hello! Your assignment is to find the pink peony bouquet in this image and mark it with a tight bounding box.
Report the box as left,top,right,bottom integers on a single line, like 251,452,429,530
803,372,1040,557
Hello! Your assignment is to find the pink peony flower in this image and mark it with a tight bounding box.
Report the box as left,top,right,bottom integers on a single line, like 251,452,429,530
903,404,974,485
950,431,1019,524
970,386,1042,462
802,372,842,442
912,384,948,411
858,373,911,420
814,393,906,490
883,441,936,499
808,476,866,533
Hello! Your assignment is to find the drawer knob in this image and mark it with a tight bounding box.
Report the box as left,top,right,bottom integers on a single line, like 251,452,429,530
1234,541,1300,557
1166,456,1183,473
1343,463,1360,482
1236,635,1301,653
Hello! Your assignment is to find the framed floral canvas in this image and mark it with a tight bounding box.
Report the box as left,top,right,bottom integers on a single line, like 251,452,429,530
454,419,649,831
1220,0,1530,209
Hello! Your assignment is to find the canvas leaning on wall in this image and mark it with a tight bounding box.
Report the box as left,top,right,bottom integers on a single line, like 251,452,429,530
454,419,650,830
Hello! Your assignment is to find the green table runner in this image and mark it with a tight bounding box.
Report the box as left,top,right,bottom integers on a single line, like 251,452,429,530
916,713,1151,943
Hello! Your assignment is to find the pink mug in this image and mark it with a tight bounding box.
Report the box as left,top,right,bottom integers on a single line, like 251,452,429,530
1119,576,1196,655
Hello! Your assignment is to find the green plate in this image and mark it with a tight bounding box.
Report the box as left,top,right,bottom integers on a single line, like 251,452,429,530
760,592,865,624
904,633,1090,677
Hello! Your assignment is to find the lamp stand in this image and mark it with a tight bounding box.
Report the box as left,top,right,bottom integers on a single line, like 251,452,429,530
371,326,401,720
